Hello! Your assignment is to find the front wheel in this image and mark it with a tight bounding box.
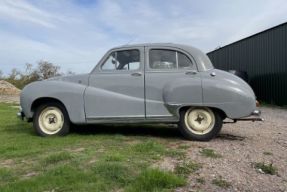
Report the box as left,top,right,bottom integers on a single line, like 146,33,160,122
33,102,70,137
179,107,222,141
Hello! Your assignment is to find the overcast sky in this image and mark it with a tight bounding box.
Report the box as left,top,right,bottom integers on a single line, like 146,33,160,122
0,0,286,75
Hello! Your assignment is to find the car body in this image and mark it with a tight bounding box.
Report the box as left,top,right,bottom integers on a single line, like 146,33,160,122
19,43,263,141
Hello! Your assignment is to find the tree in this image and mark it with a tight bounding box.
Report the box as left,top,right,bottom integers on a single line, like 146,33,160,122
0,70,3,79
8,68,21,80
22,63,40,84
4,60,74,89
37,60,61,80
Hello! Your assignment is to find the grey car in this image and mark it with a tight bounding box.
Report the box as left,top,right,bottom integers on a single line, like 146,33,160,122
19,43,263,141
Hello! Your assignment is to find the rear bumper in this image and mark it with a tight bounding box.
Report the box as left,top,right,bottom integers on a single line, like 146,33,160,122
224,109,264,124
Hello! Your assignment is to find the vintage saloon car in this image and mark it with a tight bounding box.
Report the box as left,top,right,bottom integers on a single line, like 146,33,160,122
19,43,263,141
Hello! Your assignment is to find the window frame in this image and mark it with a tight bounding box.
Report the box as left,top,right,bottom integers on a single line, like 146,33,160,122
100,49,141,72
147,48,197,71
91,47,143,74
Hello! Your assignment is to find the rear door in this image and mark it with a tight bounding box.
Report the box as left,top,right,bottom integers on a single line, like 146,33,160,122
145,47,202,118
84,47,145,121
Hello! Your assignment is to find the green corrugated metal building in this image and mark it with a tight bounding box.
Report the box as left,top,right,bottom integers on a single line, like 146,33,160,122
207,22,287,106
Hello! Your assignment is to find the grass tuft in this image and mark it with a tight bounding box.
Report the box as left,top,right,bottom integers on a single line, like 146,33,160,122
254,162,277,175
126,168,185,192
199,148,222,158
0,168,15,183
212,176,231,188
177,144,190,150
174,161,201,177
92,162,132,186
131,141,165,154
103,153,125,162
166,149,186,160
263,151,273,156
42,152,74,165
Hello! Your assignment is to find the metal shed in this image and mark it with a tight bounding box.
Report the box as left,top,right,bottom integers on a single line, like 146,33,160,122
207,22,287,106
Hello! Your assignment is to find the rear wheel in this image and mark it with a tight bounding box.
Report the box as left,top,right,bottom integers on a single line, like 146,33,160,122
33,102,70,137
179,107,222,141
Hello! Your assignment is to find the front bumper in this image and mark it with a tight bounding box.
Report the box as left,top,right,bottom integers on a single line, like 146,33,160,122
17,108,25,120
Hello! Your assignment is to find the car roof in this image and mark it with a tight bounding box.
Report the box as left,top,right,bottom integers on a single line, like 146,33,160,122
111,43,213,72
113,43,201,52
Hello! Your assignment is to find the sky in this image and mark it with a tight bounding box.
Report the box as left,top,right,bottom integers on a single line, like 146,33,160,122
0,0,287,75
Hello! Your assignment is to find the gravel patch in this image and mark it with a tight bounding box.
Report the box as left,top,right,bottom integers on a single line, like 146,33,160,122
176,106,287,192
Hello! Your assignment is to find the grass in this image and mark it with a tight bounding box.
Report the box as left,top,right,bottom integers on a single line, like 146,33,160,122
199,148,222,158
0,103,189,191
212,176,231,189
254,162,277,175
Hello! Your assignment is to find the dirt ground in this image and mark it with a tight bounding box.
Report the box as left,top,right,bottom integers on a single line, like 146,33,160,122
0,80,20,103
0,95,20,103
173,106,287,192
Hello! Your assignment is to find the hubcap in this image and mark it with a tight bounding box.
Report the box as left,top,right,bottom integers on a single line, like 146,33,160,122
184,108,215,135
38,107,64,135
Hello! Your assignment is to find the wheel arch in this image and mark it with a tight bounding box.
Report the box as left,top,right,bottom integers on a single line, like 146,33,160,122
178,106,227,120
31,97,69,119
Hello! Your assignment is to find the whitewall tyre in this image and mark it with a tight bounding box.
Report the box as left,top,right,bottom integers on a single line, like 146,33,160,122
33,102,70,137
179,107,222,141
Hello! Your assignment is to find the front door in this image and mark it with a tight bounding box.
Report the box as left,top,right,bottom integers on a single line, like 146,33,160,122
84,47,145,121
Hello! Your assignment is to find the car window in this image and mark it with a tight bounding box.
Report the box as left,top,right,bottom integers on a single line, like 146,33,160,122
101,50,140,71
149,49,176,69
149,49,194,70
178,52,193,69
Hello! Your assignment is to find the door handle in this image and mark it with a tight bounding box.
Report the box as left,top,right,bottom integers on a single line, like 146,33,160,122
185,71,197,75
131,72,142,77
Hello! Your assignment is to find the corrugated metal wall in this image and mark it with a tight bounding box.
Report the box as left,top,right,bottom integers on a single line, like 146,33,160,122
207,23,287,106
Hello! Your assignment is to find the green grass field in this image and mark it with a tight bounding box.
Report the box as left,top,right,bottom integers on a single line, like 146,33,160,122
0,103,195,192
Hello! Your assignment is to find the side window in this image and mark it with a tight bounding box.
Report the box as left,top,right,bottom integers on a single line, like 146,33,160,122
149,49,194,70
149,49,176,69
178,52,193,69
101,49,140,71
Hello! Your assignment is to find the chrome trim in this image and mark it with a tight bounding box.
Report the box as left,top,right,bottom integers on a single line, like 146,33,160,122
86,116,178,124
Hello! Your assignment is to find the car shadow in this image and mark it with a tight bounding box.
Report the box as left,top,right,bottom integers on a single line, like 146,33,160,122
71,124,183,139
216,133,246,141
71,124,245,141
11,121,246,141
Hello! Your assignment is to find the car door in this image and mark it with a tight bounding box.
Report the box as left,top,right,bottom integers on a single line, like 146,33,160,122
84,47,145,121
145,47,202,119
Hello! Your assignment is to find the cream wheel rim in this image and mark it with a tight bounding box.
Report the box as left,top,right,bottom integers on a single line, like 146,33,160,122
184,108,215,135
38,107,64,135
